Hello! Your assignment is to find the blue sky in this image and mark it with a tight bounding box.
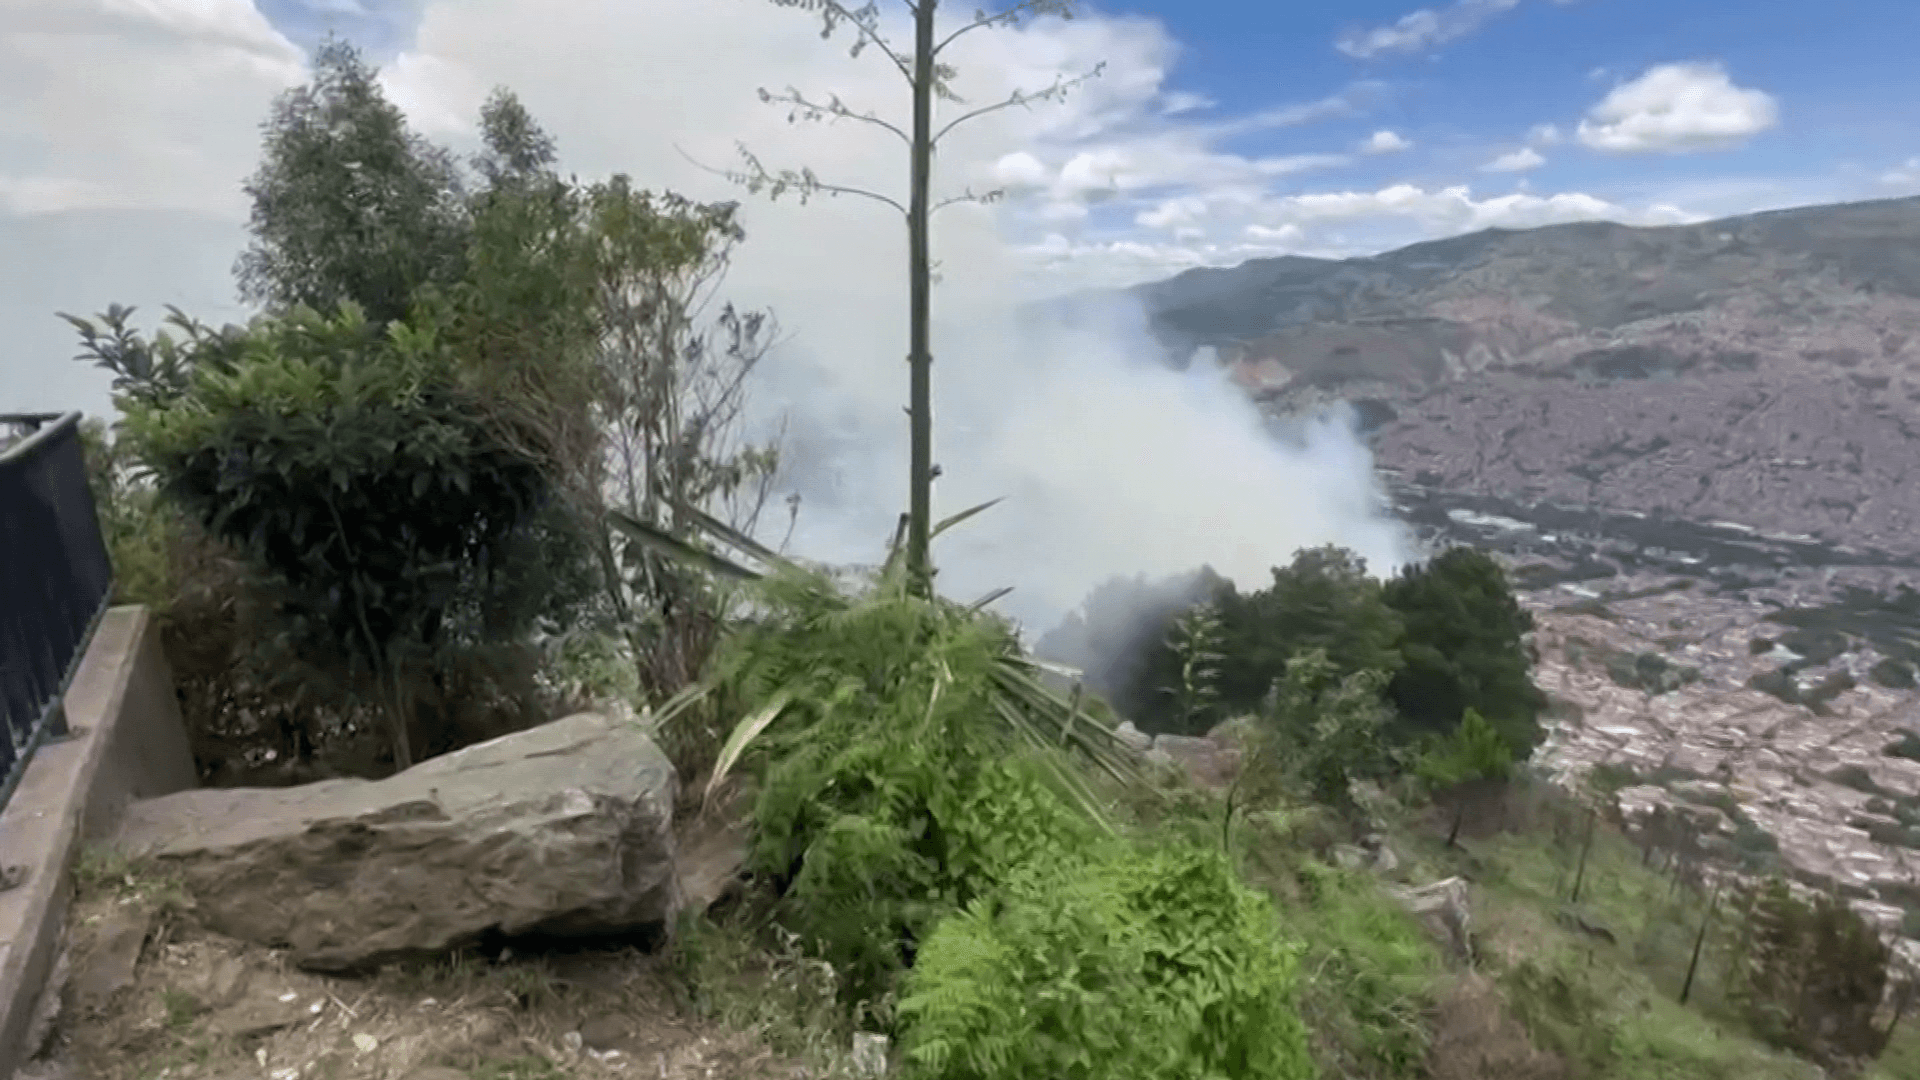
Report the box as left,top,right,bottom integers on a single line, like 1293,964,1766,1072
244,0,1920,258
8,0,1920,415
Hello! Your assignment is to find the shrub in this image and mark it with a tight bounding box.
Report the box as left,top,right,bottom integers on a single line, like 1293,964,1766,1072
711,567,1128,1007
898,838,1315,1080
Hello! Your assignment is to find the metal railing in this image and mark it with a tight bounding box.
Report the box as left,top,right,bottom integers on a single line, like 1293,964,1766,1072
0,412,114,813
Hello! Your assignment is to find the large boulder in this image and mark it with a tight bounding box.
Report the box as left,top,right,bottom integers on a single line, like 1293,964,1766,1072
1150,733,1244,790
111,712,680,972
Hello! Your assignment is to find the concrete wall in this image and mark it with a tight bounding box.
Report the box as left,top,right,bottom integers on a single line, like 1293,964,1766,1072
0,607,195,1078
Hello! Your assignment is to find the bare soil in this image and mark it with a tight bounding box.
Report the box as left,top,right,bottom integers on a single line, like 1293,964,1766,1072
22,870,801,1080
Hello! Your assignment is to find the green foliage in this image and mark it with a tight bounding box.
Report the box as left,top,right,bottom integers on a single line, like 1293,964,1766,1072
236,37,469,326
1723,878,1894,1067
1161,602,1224,733
88,302,552,768
897,839,1315,1080
707,565,1131,1006
1263,650,1394,808
1282,859,1440,1077
1212,545,1404,722
1384,546,1545,754
77,417,184,609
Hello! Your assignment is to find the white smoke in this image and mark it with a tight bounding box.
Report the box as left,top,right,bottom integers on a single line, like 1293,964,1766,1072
751,272,1413,634
370,0,1416,637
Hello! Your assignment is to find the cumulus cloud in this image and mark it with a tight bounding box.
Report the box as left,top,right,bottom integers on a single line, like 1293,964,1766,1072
1360,129,1414,154
1482,146,1545,172
1528,122,1564,145
1336,0,1521,59
1577,62,1779,154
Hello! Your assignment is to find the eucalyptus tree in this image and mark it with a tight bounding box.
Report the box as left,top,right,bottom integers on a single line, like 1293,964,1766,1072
712,0,1103,595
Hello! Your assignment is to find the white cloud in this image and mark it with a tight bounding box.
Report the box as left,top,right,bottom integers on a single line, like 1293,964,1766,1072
1137,196,1208,230
1482,146,1545,172
1528,122,1564,145
1,1,305,219
1258,182,1699,232
1360,129,1413,154
990,150,1051,191
1880,157,1920,189
1159,90,1214,115
1336,0,1521,60
1577,62,1779,154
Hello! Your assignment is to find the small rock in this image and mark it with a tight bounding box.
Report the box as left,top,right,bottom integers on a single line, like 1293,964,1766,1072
562,1030,585,1054
1372,843,1401,874
1331,844,1372,872
1114,721,1153,753
851,1032,890,1078
580,1013,628,1051
352,1032,379,1053
71,906,151,1012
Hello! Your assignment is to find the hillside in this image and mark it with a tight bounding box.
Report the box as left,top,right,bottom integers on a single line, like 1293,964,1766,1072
1113,195,1920,557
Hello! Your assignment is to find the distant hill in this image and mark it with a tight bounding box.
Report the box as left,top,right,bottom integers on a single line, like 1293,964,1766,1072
1101,195,1920,556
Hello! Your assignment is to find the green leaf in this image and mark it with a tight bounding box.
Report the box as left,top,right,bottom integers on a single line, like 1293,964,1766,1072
607,509,761,581
931,496,1004,539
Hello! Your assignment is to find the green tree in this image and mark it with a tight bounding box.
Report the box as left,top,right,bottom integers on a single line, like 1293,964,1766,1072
1133,546,1402,724
1160,601,1225,734
1383,546,1544,753
718,0,1102,595
236,37,470,326
1265,649,1394,808
1725,877,1895,1067
1415,707,1514,846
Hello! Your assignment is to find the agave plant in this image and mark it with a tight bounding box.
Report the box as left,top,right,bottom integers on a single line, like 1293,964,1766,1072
607,498,1146,818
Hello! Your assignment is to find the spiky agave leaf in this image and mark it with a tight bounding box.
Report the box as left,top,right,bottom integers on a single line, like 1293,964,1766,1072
608,509,762,581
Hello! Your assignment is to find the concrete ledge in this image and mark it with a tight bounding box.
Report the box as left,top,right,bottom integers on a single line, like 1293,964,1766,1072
0,606,195,1078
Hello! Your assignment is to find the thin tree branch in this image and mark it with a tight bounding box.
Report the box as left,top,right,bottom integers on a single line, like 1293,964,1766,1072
932,187,1006,213
769,0,913,84
932,0,1068,57
931,62,1105,146
676,143,907,215
759,86,910,145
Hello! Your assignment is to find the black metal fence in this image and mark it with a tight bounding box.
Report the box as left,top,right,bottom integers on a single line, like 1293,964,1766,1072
0,412,114,813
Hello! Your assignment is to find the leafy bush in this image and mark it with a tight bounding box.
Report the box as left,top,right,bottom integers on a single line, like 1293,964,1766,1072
92,303,559,769
898,838,1315,1080
710,566,1131,1006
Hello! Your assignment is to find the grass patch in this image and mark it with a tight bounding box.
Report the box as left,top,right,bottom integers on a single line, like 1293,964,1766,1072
1418,810,1822,1080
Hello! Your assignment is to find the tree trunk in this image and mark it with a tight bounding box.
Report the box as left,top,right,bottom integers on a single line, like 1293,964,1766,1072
904,0,936,595
1680,879,1722,1004
1446,801,1465,847
1569,809,1596,903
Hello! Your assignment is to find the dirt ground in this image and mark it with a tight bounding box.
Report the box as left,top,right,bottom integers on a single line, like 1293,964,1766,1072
19,870,809,1080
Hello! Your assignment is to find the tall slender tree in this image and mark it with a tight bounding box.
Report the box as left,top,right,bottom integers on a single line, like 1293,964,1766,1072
711,0,1102,595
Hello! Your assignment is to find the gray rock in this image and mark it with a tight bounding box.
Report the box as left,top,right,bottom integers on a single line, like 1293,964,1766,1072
1150,733,1243,789
1113,721,1153,753
111,712,681,972
70,906,149,1014
1331,844,1372,872
1389,877,1473,962
852,1032,890,1078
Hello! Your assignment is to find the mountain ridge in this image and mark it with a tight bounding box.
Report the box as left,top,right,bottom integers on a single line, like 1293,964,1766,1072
1099,193,1920,557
